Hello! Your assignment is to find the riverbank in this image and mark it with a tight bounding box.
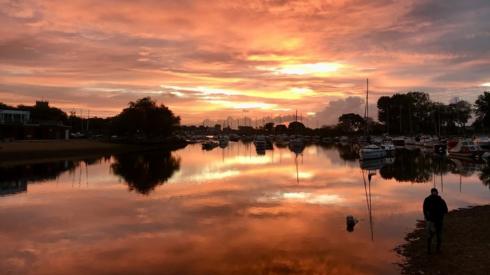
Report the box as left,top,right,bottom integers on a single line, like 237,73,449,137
396,205,490,275
0,139,187,165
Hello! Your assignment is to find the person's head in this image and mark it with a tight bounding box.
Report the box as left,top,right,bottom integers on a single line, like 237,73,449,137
430,188,438,196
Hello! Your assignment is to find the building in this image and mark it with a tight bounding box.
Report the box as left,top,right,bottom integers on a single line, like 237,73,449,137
0,103,70,140
0,109,30,125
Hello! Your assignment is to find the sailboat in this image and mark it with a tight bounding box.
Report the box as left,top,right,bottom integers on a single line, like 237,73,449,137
359,79,386,160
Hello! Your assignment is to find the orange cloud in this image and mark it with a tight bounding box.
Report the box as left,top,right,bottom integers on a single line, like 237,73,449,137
0,0,488,124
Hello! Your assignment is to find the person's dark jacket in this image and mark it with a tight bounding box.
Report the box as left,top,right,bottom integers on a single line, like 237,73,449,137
423,194,448,223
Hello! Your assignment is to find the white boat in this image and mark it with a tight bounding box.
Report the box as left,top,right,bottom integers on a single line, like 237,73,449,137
392,137,406,148
360,157,390,170
448,139,483,159
371,136,383,144
359,144,386,160
415,136,432,147
422,136,435,148
380,142,395,154
474,136,490,151
405,136,416,145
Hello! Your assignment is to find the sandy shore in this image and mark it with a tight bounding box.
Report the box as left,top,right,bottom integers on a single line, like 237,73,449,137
396,205,490,275
0,139,171,165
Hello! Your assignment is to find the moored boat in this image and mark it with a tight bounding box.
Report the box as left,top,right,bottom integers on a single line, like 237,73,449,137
229,134,240,142
474,136,490,151
392,137,406,148
254,135,267,153
359,144,386,160
218,135,229,147
202,140,219,150
289,137,305,154
448,139,483,160
379,141,395,156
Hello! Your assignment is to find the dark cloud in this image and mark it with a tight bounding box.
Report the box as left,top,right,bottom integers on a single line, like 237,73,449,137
314,96,365,126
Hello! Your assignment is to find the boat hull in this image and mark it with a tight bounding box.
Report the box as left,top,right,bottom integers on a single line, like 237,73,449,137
359,149,386,160
448,151,483,160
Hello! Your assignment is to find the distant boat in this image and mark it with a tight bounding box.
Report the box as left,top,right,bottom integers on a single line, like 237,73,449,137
265,136,274,150
275,135,289,147
415,135,433,147
360,156,388,170
379,141,395,155
405,136,416,146
432,138,447,156
321,137,333,144
202,140,218,150
241,135,254,143
448,139,483,160
474,136,490,151
289,137,305,154
392,137,406,148
218,135,229,147
360,144,387,160
339,136,349,145
254,135,267,153
229,134,240,142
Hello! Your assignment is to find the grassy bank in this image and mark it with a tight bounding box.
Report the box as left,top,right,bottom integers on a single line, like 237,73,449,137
396,205,490,275
0,139,186,165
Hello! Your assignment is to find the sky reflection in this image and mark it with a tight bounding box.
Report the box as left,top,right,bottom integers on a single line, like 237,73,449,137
0,143,489,274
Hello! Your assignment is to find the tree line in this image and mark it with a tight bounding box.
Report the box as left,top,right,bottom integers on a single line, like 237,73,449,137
322,90,490,136
1,98,181,139
2,91,489,138
377,91,490,135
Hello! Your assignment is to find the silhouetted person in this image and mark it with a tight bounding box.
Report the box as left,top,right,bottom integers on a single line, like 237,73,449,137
346,215,358,232
423,188,448,254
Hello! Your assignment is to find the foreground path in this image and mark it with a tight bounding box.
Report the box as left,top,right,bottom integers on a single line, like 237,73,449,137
396,205,490,275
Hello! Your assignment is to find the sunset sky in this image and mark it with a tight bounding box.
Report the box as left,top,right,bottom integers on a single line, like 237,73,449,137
0,0,489,125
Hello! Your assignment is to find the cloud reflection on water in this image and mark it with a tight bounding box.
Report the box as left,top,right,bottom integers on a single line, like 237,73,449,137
0,143,490,274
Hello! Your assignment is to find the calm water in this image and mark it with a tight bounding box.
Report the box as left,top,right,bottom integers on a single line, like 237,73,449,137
1,143,489,274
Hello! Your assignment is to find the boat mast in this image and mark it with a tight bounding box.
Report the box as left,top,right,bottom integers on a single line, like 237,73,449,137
365,78,369,137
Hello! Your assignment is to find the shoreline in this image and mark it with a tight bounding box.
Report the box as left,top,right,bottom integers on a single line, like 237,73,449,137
396,205,490,275
0,139,187,166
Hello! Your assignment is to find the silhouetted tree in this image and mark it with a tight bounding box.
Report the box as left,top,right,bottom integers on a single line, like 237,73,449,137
111,151,180,194
379,150,438,182
288,121,305,134
0,102,15,110
473,91,490,131
17,101,68,123
377,91,471,135
449,100,472,128
264,122,274,132
112,97,180,137
336,144,358,161
274,124,288,134
0,160,80,184
338,113,365,135
479,164,490,189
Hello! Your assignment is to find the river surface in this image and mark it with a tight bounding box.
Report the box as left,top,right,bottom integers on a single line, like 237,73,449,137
1,143,489,274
